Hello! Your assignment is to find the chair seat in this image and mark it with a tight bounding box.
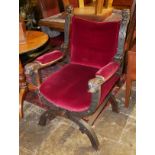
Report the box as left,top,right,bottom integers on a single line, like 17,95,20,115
39,63,119,112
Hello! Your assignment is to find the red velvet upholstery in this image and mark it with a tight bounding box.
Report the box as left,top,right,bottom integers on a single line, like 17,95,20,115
70,17,120,68
39,63,119,112
36,50,64,64
39,17,121,112
100,74,119,104
96,61,120,81
40,64,98,111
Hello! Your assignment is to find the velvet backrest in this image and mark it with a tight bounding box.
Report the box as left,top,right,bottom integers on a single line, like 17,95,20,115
38,0,60,18
70,16,120,68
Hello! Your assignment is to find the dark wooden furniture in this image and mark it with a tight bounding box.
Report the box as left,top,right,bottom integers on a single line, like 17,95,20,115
37,0,65,32
38,13,66,32
25,7,130,150
37,0,65,47
112,0,133,9
37,0,60,18
19,30,48,118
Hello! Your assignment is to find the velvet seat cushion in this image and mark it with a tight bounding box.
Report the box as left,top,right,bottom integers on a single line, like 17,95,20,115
39,63,119,112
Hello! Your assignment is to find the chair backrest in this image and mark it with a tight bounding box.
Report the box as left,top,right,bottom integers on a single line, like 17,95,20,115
38,0,60,18
70,16,121,68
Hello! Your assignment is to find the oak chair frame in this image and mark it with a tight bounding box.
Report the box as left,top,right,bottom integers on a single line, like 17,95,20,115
25,6,129,150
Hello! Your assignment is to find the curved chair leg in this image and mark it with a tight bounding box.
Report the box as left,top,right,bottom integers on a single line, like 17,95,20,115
39,109,99,150
39,110,56,126
68,115,99,150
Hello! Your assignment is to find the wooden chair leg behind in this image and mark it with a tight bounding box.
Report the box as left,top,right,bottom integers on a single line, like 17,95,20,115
109,94,119,113
19,88,26,118
125,78,132,108
19,59,27,118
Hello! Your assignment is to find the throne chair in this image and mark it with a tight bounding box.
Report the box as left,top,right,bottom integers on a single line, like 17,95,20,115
25,6,129,150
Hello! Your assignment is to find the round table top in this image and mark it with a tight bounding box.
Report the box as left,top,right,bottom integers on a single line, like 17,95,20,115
19,30,48,54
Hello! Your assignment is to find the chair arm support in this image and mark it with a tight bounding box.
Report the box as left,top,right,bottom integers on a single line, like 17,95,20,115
96,61,120,82
24,50,64,87
84,62,120,116
88,62,119,93
25,62,42,87
88,77,104,93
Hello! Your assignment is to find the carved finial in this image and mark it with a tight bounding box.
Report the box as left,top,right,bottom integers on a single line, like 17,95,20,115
65,5,73,15
122,9,130,23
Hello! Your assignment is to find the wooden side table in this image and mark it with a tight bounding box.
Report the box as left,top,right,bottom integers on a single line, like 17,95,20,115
19,31,48,118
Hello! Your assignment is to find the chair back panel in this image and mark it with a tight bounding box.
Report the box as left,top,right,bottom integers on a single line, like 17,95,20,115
38,0,60,18
70,16,120,68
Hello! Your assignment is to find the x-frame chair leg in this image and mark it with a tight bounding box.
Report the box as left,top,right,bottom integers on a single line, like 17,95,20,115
39,109,99,150
68,115,99,150
39,109,60,126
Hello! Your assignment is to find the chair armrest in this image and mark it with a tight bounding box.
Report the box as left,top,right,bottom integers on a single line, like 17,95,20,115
96,61,120,82
25,50,64,87
35,50,64,67
88,61,120,93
